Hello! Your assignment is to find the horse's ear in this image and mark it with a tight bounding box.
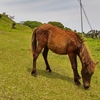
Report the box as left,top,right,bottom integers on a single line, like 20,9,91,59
95,62,99,65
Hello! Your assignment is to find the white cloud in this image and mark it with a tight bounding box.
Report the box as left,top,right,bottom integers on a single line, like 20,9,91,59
0,0,100,32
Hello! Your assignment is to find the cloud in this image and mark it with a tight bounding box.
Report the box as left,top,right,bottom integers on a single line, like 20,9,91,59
0,0,100,32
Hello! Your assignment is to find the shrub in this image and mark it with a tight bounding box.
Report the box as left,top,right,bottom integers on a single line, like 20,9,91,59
0,14,2,18
23,21,42,29
12,22,16,29
48,21,64,29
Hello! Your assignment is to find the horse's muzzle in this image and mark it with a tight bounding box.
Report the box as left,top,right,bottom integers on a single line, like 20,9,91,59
84,83,90,89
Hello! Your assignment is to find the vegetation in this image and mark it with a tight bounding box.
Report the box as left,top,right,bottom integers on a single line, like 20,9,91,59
11,22,16,29
64,27,72,31
48,21,64,29
21,20,71,31
23,21,42,29
0,14,2,18
0,14,100,100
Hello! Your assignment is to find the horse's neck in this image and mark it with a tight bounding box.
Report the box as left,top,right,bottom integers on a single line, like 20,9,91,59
78,43,94,65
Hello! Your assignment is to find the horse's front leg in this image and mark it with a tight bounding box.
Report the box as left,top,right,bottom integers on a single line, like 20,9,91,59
68,53,81,86
31,46,43,77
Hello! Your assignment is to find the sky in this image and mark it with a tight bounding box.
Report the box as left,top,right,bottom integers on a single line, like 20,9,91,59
0,0,100,32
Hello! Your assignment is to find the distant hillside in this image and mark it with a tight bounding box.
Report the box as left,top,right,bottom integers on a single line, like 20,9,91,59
0,14,15,31
0,14,32,34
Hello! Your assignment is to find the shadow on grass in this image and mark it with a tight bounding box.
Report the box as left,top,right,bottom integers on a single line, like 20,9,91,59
27,68,83,89
28,68,74,84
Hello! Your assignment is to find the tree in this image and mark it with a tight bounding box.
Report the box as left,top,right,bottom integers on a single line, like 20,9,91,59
12,22,16,29
64,27,71,31
23,21,42,29
0,14,2,18
48,21,64,29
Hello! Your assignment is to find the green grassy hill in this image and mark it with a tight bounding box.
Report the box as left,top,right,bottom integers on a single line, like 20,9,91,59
0,14,100,100
0,14,16,32
0,14,32,33
0,14,14,29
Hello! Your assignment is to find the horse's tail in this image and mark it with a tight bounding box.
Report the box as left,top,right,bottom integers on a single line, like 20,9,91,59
31,28,38,55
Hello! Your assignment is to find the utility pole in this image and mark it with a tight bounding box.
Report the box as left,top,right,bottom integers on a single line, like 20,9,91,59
80,0,83,35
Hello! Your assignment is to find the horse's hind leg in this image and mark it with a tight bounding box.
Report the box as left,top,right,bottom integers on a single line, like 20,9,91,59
42,46,52,72
68,53,81,85
31,45,43,77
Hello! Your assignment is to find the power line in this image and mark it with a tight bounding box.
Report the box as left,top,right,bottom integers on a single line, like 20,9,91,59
67,7,79,26
77,0,93,31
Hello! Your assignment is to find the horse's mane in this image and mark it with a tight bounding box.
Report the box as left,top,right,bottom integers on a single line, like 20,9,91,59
79,42,95,72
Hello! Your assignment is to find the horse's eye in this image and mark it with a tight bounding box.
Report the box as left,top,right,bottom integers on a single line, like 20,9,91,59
85,70,93,76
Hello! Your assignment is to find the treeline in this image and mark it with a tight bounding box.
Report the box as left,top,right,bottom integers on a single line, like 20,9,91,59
20,21,71,31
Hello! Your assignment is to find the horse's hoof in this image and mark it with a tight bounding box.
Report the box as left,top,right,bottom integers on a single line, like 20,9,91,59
31,71,37,77
46,68,52,73
49,69,52,73
75,81,81,86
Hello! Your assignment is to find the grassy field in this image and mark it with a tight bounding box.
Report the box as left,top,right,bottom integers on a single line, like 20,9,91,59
0,15,100,100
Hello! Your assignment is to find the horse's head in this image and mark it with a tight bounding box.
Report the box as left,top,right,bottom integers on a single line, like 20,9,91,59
81,62,98,89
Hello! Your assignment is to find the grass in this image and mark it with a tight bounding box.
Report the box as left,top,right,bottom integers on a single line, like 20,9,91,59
0,15,100,100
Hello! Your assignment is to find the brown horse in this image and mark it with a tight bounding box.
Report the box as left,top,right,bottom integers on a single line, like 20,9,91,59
31,24,98,89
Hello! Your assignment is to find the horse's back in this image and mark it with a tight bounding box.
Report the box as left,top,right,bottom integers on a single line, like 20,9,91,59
37,24,83,54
